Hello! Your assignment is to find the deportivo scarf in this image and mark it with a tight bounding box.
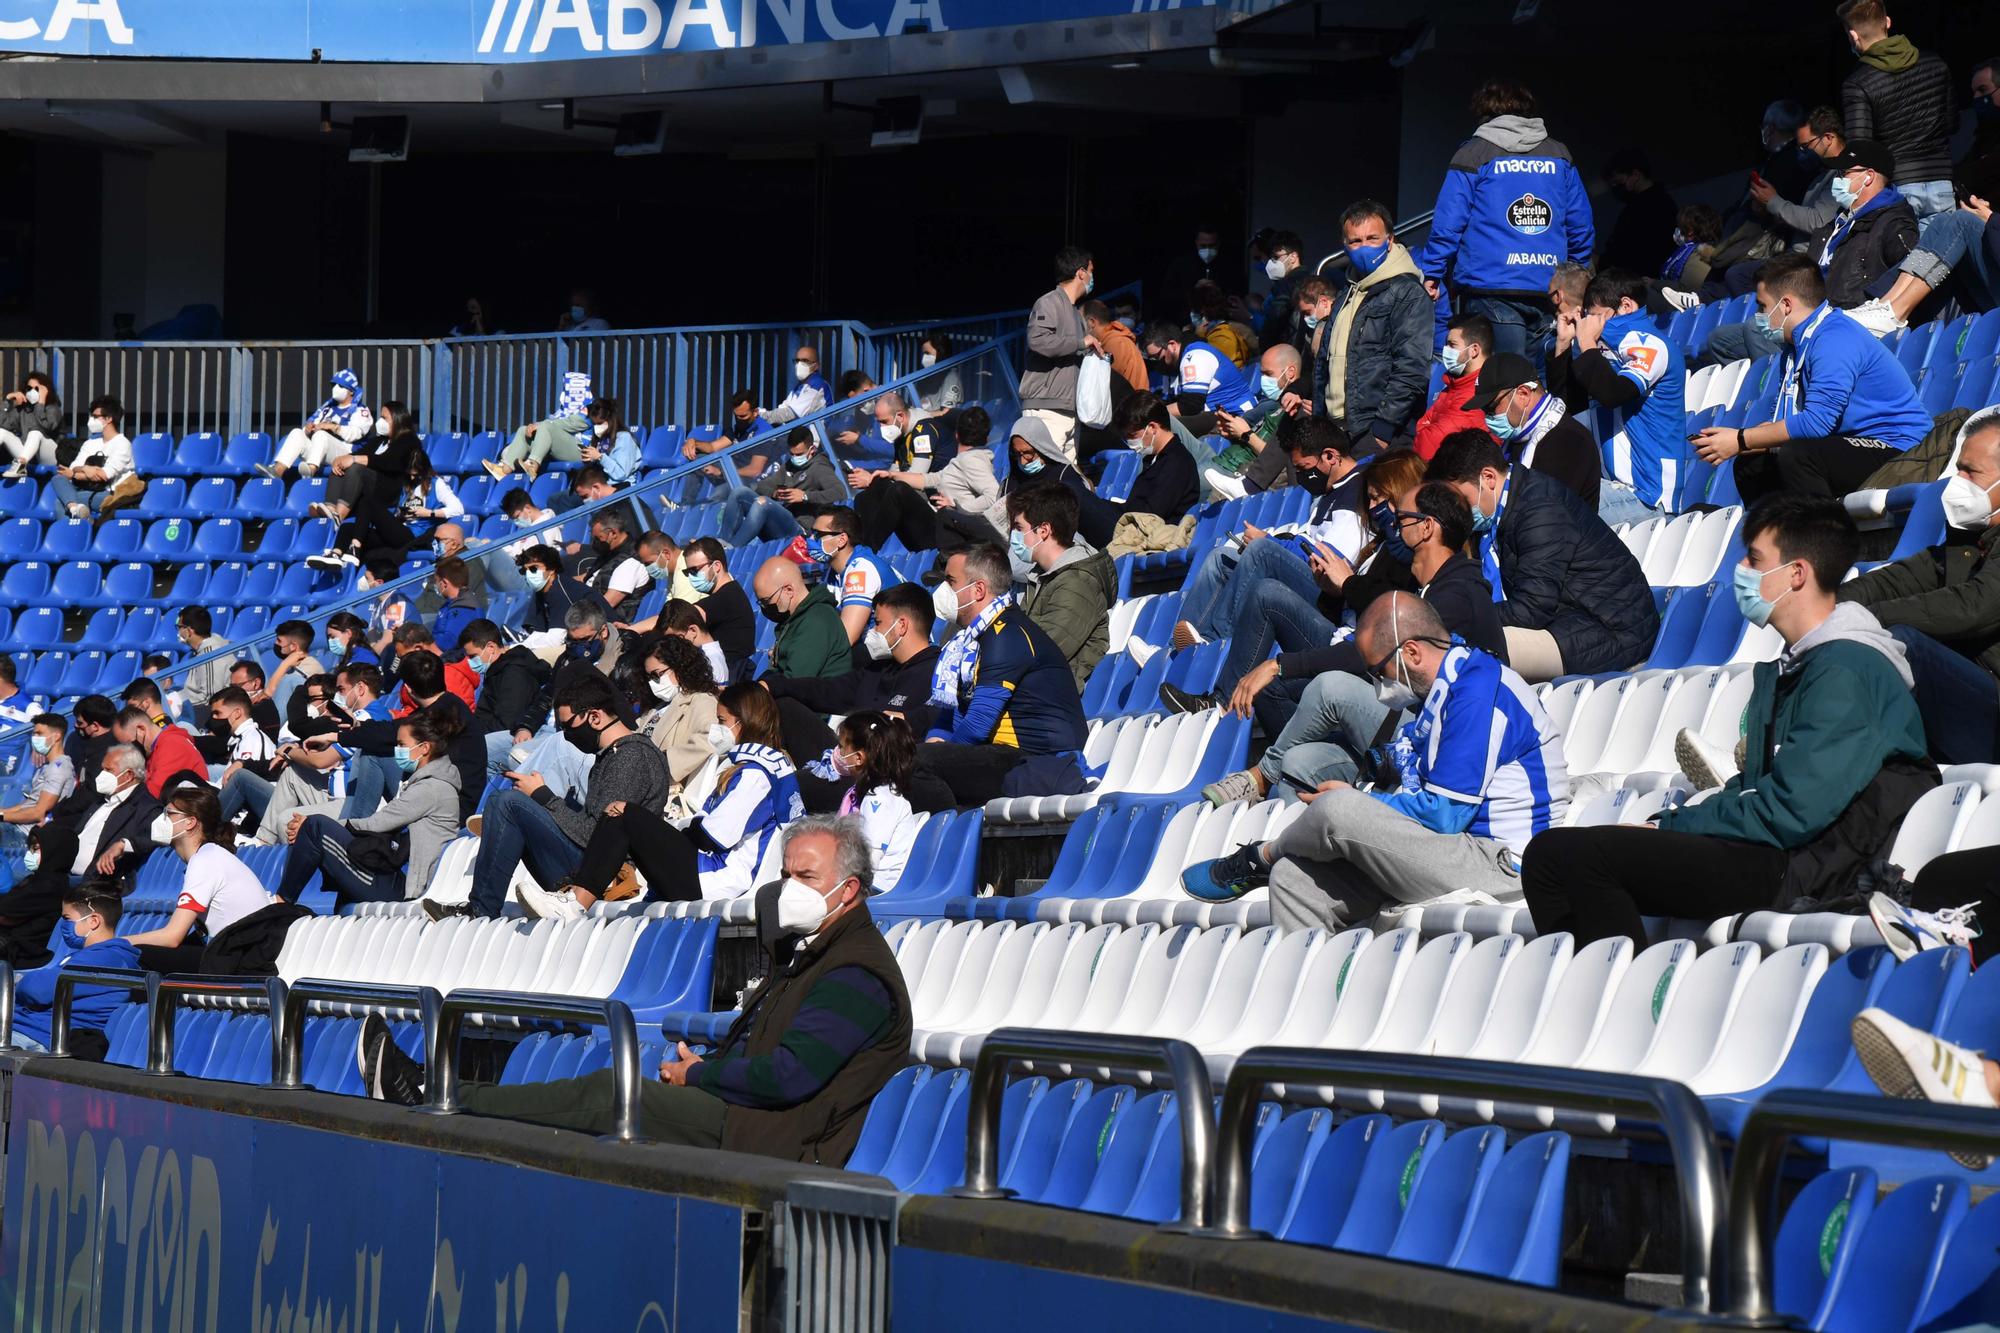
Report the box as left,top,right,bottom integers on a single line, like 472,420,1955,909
931,593,1014,708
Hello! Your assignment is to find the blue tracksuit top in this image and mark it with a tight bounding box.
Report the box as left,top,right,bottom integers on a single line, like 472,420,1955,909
1777,305,1929,451
1419,129,1595,297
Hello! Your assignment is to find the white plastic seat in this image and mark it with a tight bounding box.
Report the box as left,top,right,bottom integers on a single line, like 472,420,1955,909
1105,594,1154,654
1617,514,1665,564
1563,675,1647,776
1568,939,1698,1074
1205,928,1370,1073
1639,511,1700,586
1537,678,1596,740
1183,926,1299,1050
1587,674,1683,777
908,920,1003,1024
1696,665,1758,750
1507,935,1634,1070
1336,932,1473,1111
923,921,1048,1035
1689,943,1830,1095
1886,781,1983,875
1113,925,1240,1037
1942,763,2000,799
1683,363,1719,414
1665,507,1743,587
915,921,1088,1064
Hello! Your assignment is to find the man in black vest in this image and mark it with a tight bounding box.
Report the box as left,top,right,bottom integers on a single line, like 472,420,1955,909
357,815,913,1165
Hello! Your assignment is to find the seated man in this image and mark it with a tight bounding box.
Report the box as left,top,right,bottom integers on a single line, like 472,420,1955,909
1,713,75,836
1428,430,1658,682
1200,480,1506,802
253,663,401,842
67,745,161,888
1471,358,1602,509
759,345,831,426
1837,407,2000,764
462,617,554,771
915,545,1088,807
517,544,608,636
580,509,649,612
1181,592,1567,931
227,659,282,739
1523,495,1933,951
680,388,772,484
363,816,913,1167
717,426,844,548
1554,268,1690,525
1173,417,1369,650
428,557,485,653
754,556,852,681
419,523,488,601
1107,393,1202,531
1144,322,1258,434
805,506,892,646
1690,253,1929,502
1207,343,1308,498
7,882,141,1053
1011,485,1116,692
1412,313,1493,461
682,539,754,671
111,705,205,799
848,403,1001,554
564,464,654,542
52,395,142,519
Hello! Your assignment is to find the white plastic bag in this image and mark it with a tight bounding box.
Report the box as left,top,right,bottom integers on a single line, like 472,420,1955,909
1076,353,1113,428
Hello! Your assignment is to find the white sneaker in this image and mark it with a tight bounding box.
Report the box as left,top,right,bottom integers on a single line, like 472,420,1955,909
1868,891,1982,962
515,878,584,922
1848,297,1907,338
1851,1007,1998,1168
1204,468,1249,501
1126,640,1160,669
1660,287,1703,312
1,459,25,480
1674,728,1739,790
66,503,89,521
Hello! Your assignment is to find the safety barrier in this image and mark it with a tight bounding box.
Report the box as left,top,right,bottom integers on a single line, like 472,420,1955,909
414,988,648,1142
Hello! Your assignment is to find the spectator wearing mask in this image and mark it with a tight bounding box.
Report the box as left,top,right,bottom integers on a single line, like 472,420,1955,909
0,824,77,968
564,463,655,541
806,507,893,646
413,524,488,603
717,426,843,548
1431,430,1657,681
1523,496,1932,951
953,417,1097,553
1159,224,1240,319
1183,593,1566,931
682,388,774,486
261,368,372,482
581,509,650,612
848,401,1000,554
0,370,63,477
207,687,277,802
268,620,327,719
363,816,912,1170
1414,313,1494,461
516,544,608,636
916,546,1089,807
1083,298,1148,392
429,557,485,653
484,370,595,481
439,673,674,922
636,636,721,809
382,623,479,716
754,556,850,681
1692,254,1929,502
913,332,965,413
173,606,232,712
1556,269,1690,524
515,682,796,918
1657,203,1725,296
558,288,609,332
822,713,925,891
226,661,281,740
68,745,159,887
1542,263,1593,411
1206,343,1308,499
309,445,461,571
501,487,564,563
6,883,140,1053
111,705,205,800
1,714,73,846
1010,485,1116,692
1019,246,1100,463
578,397,640,486
1838,409,2000,764
461,618,553,768
1312,200,1436,452
1258,229,1312,357
1204,479,1505,804
1473,361,1602,510
43,695,115,828
1190,279,1256,368
1107,394,1201,530
763,583,943,806
317,398,420,526
1601,149,1680,277
1838,0,1958,220
1744,108,1847,257
1419,81,1594,368
324,613,379,674
278,708,466,906
126,787,297,978
682,540,753,670
759,345,831,428
1173,419,1372,652
1143,322,1256,435
53,395,142,519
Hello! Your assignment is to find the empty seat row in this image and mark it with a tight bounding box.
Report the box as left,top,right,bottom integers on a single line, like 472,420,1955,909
983,707,1249,825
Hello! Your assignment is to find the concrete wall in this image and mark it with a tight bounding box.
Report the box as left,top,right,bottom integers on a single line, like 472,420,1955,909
98,146,226,339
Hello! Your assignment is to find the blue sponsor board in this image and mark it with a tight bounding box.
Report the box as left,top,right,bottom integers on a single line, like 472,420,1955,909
0,0,1219,63
0,1074,742,1332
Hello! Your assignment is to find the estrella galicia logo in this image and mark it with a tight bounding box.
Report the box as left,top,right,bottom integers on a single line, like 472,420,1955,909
1506,193,1552,236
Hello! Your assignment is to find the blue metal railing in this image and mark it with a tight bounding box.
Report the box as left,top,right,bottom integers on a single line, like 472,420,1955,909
0,329,1026,752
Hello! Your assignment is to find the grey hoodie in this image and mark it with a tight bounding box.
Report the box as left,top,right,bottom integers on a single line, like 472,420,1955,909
1475,115,1548,155
347,757,464,899
1781,601,1914,687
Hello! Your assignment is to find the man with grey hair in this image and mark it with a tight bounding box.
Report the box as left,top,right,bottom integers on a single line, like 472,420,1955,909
72,743,162,887
1180,591,1568,932
364,813,914,1166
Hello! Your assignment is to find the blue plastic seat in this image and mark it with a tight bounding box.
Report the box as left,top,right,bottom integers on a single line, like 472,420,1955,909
1273,1113,1393,1244
171,434,224,478
426,432,471,473
89,516,146,560
56,650,108,697
1821,1175,1967,1332
233,477,285,518
185,477,237,518
77,608,124,651
168,562,215,606
995,1077,1094,1199
192,518,245,558
4,608,63,652
1822,949,1970,1102
1916,1192,2000,1329
143,516,195,561
641,426,685,468
42,517,93,558
0,517,39,557
136,476,188,519
1450,1131,1572,1286
466,431,505,469
99,650,143,691
0,561,52,608
1773,1167,1876,1328
130,433,174,476
1075,1089,1174,1218
846,1066,931,1177
1332,1119,1447,1255
876,1068,967,1189
1030,1084,1139,1209
220,433,271,476
51,560,102,607
455,475,495,517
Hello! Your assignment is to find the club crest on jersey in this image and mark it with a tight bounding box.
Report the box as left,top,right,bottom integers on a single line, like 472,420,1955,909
1506,193,1552,236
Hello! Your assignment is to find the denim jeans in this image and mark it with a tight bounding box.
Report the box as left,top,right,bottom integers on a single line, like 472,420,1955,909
481,550,528,593
1889,625,2000,766
514,730,592,800
1597,480,1665,529
1255,668,1404,800
342,754,400,821
1215,580,1340,696
1185,538,1322,642
221,769,274,826
279,814,404,905
1463,296,1554,376
1695,320,1785,370
719,490,802,547
468,789,584,917
49,476,112,516
1905,209,1995,307
1899,180,1959,222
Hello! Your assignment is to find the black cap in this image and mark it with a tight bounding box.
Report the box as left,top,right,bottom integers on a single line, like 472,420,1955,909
1474,352,1539,410
1826,138,1897,180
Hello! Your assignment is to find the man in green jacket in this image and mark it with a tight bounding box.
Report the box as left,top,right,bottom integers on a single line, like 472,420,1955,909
1839,408,2000,765
1520,494,1931,952
1010,483,1117,692
753,556,853,680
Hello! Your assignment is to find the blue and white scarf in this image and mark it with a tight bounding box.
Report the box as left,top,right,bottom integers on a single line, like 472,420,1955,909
1481,477,1511,603
557,371,593,419
309,367,365,427
931,593,1014,708
1661,241,1698,284
1776,304,1833,421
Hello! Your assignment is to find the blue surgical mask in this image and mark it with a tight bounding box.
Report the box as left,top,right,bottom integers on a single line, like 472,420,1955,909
1258,373,1281,399
58,918,86,950
568,304,587,321
467,652,490,676
1009,529,1041,569
803,536,828,563
1732,560,1797,628
1469,476,1499,534
328,633,347,655
525,568,549,592
432,540,445,556
393,744,419,774
1016,455,1044,475
29,734,50,756
567,636,605,663
1303,313,1321,330
1751,310,1775,337
1347,241,1392,276
689,568,715,595
23,850,40,874
1830,175,1858,210
1369,501,1415,566
1484,405,1519,442
785,452,811,470
1439,345,1466,375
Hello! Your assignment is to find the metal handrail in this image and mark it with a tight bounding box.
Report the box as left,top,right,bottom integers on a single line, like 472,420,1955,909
149,973,291,1080
275,978,443,1089
1315,209,1438,277
1212,1048,1729,1313
0,960,15,1051
415,989,648,1143
950,1027,1216,1230
49,966,160,1064
1728,1089,2000,1325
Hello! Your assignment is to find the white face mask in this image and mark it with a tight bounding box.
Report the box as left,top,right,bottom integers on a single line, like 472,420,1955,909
794,360,813,383
863,622,901,662
25,388,40,404
879,421,904,445
920,351,937,369
148,812,180,845
649,674,680,704
332,387,351,404
1943,473,2000,530
1264,257,1289,280
932,580,963,625
375,416,391,437
1197,246,1218,263
707,722,737,751
87,415,105,437
94,770,122,797
305,703,324,720
774,875,844,937
593,421,610,438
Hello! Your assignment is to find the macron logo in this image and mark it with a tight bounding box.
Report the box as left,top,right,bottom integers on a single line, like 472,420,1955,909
1491,159,1558,175
0,0,133,43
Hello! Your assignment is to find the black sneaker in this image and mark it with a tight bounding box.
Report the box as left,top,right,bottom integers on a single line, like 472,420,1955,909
1159,682,1221,715
421,899,473,923
356,1013,425,1106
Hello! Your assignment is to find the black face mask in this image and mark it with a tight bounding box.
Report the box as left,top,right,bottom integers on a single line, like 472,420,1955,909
567,636,605,663
565,715,605,755
760,596,789,624
1370,501,1417,566
1296,464,1329,495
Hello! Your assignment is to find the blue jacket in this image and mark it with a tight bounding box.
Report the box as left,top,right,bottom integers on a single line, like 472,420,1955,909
1594,310,1689,510
1779,305,1929,451
14,938,141,1049
928,606,1088,755
598,429,641,485
1419,119,1594,298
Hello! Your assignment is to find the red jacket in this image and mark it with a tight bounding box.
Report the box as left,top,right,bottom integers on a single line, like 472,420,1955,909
145,725,206,799
395,655,480,716
1412,371,1486,461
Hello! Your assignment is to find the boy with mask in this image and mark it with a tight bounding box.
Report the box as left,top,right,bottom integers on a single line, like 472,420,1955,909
9,883,141,1052
716,426,844,547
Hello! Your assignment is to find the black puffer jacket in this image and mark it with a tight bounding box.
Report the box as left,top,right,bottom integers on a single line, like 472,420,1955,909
1809,194,1919,309
1492,465,1658,674
1842,49,1956,187
471,645,553,737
